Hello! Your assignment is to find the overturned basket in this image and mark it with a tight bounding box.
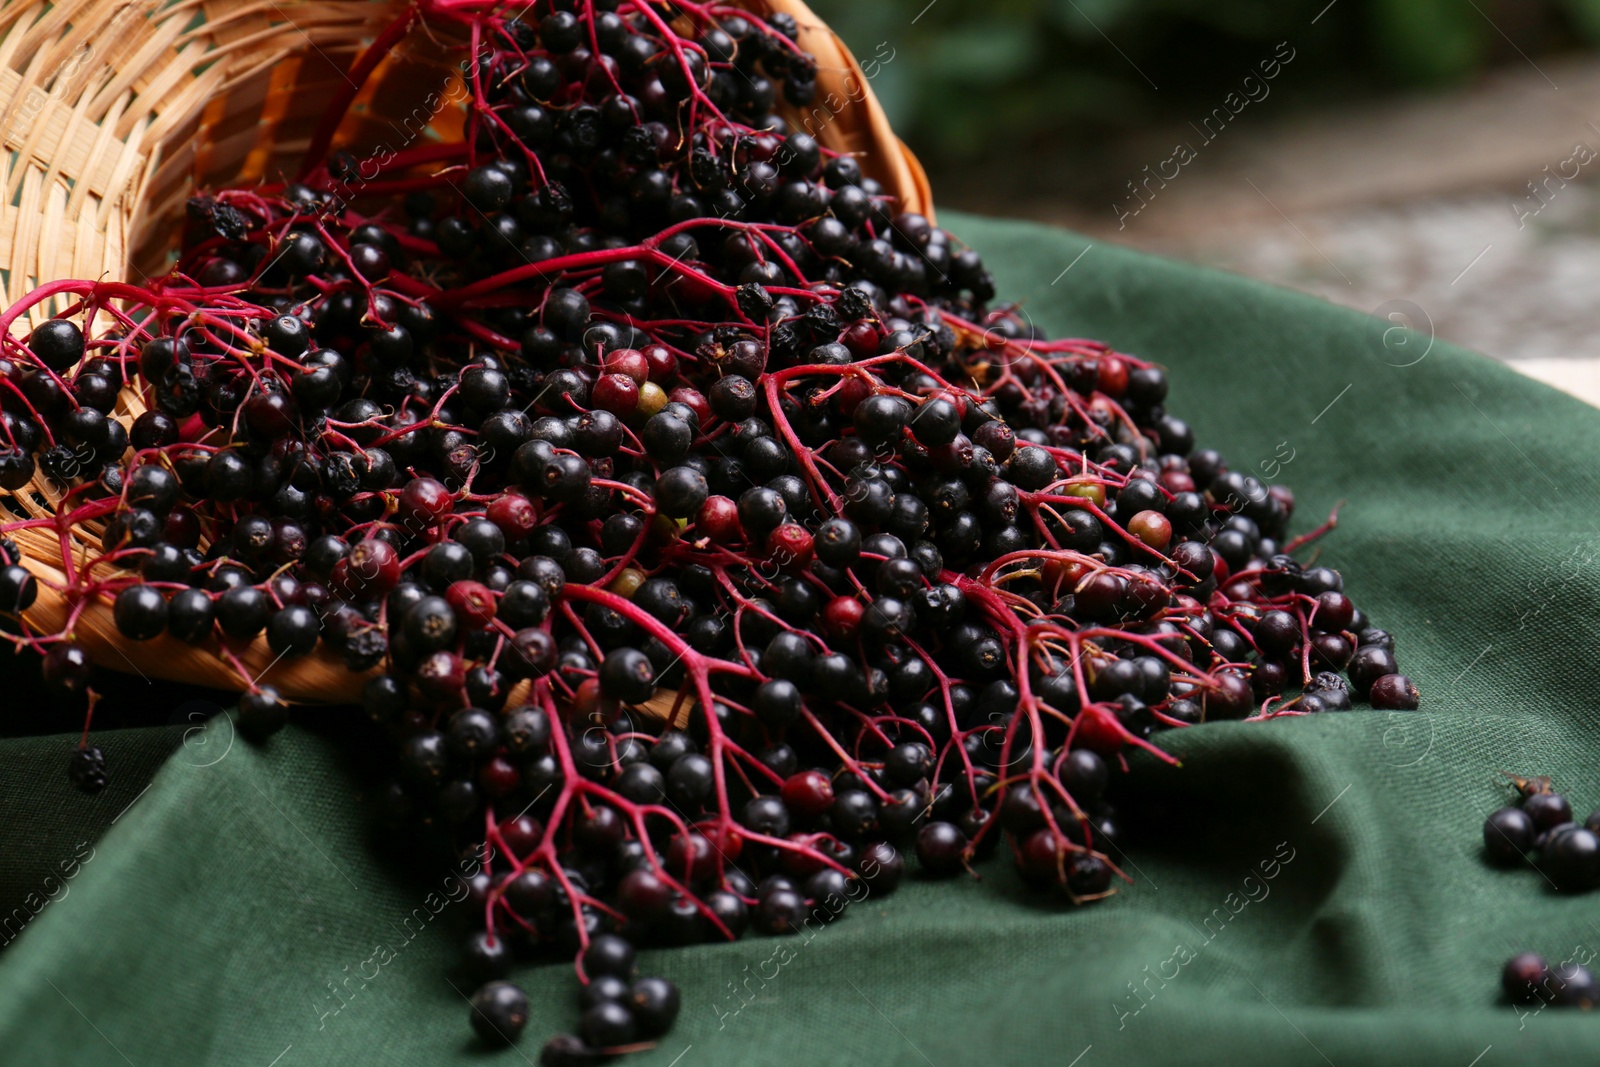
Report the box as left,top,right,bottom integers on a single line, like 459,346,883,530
0,0,931,705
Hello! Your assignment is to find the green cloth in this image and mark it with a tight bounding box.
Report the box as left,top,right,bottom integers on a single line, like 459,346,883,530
1,212,1595,1065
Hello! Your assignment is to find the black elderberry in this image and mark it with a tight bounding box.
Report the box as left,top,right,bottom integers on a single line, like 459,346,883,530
1502,952,1547,1003
1065,854,1113,897
452,518,506,564
1557,964,1599,1008
29,318,84,371
67,744,109,793
112,584,168,640
211,586,267,639
166,589,215,643
578,974,629,1012
916,821,967,876
459,930,511,985
857,841,904,894
540,1033,605,1066
579,999,636,1047
885,741,933,786
237,685,289,740
667,752,715,809
737,485,786,534
469,980,530,1046
400,732,450,789
262,313,310,358
753,884,805,935
1524,791,1572,831
649,466,705,519
1543,826,1600,891
600,648,655,704
752,677,803,727
444,707,500,762
1483,807,1535,866
581,933,636,980
614,762,665,806
404,595,459,653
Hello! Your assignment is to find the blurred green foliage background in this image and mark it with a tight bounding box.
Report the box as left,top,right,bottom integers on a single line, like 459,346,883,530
808,0,1600,160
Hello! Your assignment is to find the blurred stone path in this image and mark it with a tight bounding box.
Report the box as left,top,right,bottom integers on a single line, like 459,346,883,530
937,55,1600,406
1148,189,1600,405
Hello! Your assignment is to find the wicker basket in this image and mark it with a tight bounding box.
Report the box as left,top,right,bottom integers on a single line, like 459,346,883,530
0,0,932,705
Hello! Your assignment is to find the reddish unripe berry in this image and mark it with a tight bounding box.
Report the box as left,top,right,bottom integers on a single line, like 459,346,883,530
486,493,538,539
1205,548,1229,588
1074,706,1127,756
929,434,974,473
606,347,649,384
696,495,741,543
779,833,830,878
1017,828,1065,881
695,819,743,862
616,868,673,921
834,374,872,416
416,650,465,699
641,343,678,382
164,507,201,548
1159,470,1195,494
398,476,453,525
1044,557,1093,594
782,770,834,819
1074,571,1125,619
664,270,722,305
1097,356,1129,398
928,388,968,418
1221,579,1258,603
823,596,864,640
480,757,521,798
766,523,814,570
1127,510,1171,550
1123,574,1168,618
667,386,709,426
591,372,640,416
500,814,543,858
1087,395,1121,425
667,832,715,883
840,321,880,361
333,537,400,597
745,132,781,161
572,677,604,719
446,580,497,627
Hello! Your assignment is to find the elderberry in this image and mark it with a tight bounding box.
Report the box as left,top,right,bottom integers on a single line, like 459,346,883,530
0,6,1425,1057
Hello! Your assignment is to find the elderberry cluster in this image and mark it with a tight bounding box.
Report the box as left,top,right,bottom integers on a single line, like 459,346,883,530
1483,777,1600,891
0,0,1419,1058
1503,951,1599,1011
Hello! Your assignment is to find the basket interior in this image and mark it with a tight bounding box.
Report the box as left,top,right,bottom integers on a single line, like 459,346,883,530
0,0,474,310
130,9,470,279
